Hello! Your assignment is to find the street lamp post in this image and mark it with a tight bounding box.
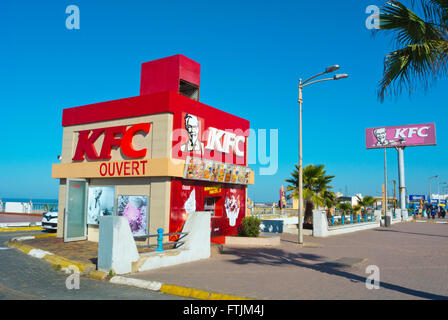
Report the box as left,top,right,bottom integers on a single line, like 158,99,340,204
438,182,447,200
384,147,388,220
297,66,348,244
391,179,396,213
428,175,439,203
443,185,448,198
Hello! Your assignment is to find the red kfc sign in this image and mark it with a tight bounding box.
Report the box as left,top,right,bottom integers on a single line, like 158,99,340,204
72,123,151,161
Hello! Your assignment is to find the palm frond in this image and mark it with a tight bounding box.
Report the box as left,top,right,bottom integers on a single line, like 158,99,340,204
378,41,444,101
376,0,448,101
380,1,443,45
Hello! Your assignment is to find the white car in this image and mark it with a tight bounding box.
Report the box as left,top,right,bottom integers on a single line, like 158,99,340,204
42,211,58,231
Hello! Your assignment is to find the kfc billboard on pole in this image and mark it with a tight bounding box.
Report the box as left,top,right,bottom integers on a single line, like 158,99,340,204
366,123,436,149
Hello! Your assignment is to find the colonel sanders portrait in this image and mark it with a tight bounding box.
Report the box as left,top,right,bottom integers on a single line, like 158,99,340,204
373,128,395,146
181,114,204,153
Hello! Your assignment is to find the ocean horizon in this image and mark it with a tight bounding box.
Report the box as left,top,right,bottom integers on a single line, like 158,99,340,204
1,198,58,204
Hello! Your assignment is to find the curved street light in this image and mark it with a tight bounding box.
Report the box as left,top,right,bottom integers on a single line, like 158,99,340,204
297,66,349,244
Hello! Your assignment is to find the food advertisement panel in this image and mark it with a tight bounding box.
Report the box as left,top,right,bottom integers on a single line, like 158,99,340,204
184,157,250,185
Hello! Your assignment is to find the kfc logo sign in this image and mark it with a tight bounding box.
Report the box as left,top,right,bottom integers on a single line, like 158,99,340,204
366,123,436,149
205,127,245,157
72,123,151,161
179,113,246,158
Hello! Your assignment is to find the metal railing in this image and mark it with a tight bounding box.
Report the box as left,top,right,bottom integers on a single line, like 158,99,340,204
31,202,58,214
134,228,189,252
0,200,57,214
251,208,298,219
330,213,376,227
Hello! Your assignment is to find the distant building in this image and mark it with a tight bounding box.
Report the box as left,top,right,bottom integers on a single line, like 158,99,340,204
337,194,362,207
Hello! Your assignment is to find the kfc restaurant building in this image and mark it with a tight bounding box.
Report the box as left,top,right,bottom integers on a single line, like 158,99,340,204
52,55,253,245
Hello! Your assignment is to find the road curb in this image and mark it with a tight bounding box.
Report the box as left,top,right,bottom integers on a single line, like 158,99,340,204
6,234,252,300
160,284,250,300
110,276,250,300
0,222,42,228
0,226,44,232
411,220,447,224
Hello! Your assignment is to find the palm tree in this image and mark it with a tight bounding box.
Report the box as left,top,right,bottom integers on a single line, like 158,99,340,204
336,202,352,216
286,164,335,225
376,0,448,101
353,205,362,214
322,190,337,212
356,195,376,214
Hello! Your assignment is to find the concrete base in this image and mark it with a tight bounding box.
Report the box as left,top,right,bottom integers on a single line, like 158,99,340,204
400,209,410,220
225,235,280,246
98,216,140,275
135,211,211,272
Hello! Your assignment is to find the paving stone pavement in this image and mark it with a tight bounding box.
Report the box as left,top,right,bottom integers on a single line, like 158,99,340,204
4,222,448,300
126,221,448,300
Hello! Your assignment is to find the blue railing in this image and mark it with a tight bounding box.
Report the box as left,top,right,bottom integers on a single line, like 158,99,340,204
134,229,188,252
330,213,376,227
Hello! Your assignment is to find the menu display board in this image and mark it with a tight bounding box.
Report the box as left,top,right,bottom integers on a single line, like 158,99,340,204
184,157,251,185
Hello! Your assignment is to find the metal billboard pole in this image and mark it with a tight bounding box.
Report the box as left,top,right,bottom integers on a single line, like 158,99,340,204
384,147,388,221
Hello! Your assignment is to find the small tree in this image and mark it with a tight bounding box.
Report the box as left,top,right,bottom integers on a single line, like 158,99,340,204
238,216,262,237
285,164,335,225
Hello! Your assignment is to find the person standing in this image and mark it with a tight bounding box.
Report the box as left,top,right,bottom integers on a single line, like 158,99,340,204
431,205,437,220
441,206,446,219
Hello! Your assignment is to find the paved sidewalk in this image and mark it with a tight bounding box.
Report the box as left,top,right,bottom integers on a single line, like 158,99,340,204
126,221,448,300
8,221,448,300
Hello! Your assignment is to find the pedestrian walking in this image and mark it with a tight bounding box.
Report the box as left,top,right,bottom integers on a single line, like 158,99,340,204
440,206,446,219
431,205,437,219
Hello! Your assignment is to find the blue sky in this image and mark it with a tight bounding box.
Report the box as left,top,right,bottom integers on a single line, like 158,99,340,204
1,0,447,202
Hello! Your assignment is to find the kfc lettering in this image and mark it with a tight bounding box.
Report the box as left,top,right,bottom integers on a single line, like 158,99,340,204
205,127,245,157
73,123,151,161
394,126,429,139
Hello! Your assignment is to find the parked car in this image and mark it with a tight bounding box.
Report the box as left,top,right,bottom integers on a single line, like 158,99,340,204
42,211,58,231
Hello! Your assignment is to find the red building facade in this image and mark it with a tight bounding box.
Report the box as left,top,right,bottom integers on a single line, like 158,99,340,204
54,54,252,244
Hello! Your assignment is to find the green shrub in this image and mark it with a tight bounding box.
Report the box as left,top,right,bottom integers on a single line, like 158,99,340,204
238,216,262,237
106,269,116,280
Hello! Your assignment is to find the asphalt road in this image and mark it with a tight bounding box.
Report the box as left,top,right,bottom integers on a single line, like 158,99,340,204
0,230,186,300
